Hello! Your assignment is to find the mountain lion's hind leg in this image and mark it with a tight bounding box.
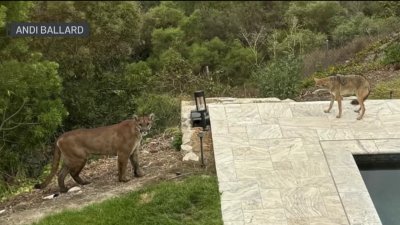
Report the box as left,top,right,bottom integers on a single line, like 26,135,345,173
58,164,70,193
69,159,91,185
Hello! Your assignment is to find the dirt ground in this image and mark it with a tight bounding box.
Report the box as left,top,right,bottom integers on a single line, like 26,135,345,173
0,130,215,225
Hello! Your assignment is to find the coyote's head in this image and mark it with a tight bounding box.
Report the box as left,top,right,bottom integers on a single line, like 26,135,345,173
314,77,331,88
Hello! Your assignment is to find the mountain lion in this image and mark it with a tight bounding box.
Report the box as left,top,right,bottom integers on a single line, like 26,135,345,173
35,113,155,193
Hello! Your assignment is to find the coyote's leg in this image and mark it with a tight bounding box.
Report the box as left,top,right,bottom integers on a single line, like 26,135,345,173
357,96,366,120
324,94,335,113
336,96,343,118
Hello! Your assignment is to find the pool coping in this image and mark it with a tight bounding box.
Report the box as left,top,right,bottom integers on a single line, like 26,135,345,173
204,98,400,225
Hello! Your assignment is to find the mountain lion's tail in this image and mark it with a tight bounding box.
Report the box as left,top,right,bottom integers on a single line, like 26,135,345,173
34,142,61,189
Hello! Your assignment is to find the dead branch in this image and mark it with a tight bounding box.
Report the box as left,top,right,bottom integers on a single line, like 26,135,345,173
240,26,266,66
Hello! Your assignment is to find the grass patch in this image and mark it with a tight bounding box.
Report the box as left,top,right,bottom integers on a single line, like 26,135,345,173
0,179,35,202
34,175,223,225
370,77,400,99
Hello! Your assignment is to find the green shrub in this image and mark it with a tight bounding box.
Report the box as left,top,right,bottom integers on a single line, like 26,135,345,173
370,78,400,99
165,127,183,150
252,55,303,99
0,59,67,183
382,43,400,65
135,94,180,133
62,73,137,130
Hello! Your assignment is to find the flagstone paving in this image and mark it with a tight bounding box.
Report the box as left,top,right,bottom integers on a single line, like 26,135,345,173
208,99,400,225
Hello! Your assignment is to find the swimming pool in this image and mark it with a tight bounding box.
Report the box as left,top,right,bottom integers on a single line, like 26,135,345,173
354,154,400,225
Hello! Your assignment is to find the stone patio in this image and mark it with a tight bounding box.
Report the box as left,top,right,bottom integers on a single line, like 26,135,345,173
207,98,400,225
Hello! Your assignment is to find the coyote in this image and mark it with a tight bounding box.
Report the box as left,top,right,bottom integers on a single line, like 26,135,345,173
313,74,370,120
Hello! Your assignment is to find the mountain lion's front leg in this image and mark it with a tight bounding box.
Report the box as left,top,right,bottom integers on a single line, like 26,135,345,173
130,147,144,177
118,155,129,182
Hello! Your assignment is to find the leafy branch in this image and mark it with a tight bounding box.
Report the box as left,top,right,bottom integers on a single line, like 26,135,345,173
0,99,27,131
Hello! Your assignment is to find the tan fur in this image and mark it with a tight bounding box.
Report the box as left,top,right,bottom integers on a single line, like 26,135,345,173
314,74,370,120
35,113,155,193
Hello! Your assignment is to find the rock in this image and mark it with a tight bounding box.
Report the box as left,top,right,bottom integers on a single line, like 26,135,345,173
181,133,192,145
180,145,192,153
68,186,81,193
42,193,59,200
282,98,295,102
183,152,199,162
142,150,150,154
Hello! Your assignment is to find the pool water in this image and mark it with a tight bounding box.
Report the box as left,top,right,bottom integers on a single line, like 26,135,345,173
355,154,400,225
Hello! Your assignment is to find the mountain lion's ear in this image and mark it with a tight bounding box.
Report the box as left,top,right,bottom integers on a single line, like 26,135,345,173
149,113,155,120
133,114,139,121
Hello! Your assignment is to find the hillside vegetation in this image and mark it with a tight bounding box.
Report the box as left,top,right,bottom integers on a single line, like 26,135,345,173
1,1,400,197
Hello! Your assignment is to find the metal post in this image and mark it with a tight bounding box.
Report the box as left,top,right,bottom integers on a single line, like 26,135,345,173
390,90,393,99
198,131,205,167
200,132,204,167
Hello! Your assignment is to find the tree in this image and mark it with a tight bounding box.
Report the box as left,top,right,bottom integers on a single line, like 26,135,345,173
285,2,347,35
0,2,67,188
29,2,144,129
188,37,228,75
155,48,199,94
0,58,67,182
221,40,256,86
151,27,185,55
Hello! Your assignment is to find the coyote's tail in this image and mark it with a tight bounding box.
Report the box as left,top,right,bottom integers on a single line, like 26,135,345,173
34,142,61,189
351,89,370,105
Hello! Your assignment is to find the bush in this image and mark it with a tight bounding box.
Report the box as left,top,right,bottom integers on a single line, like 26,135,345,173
382,42,400,65
221,40,256,86
252,55,303,99
370,78,400,99
134,94,181,133
165,127,183,150
332,15,400,47
302,36,371,76
124,61,154,92
62,73,137,130
154,48,202,94
0,59,67,180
